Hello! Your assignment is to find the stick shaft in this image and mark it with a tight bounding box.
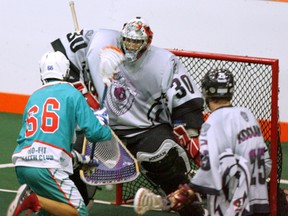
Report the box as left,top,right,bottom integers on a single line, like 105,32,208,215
90,85,108,159
100,85,108,109
69,1,79,32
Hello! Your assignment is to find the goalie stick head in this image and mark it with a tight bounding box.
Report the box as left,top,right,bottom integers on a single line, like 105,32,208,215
39,51,70,84
120,17,153,62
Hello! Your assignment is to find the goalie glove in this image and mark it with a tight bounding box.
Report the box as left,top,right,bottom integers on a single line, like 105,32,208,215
93,107,109,126
100,46,125,86
173,125,200,166
71,149,99,169
166,184,197,212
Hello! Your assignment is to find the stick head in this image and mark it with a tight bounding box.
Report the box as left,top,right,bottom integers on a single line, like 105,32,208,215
134,188,165,215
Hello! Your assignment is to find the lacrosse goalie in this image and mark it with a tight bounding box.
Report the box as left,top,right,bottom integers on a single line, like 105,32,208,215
51,16,204,215
134,68,272,216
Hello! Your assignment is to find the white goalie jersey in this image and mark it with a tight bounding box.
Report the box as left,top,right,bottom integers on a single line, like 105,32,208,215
190,106,271,215
52,29,203,132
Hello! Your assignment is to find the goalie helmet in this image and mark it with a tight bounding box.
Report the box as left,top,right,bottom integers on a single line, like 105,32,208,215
201,68,235,100
39,51,70,83
120,17,153,62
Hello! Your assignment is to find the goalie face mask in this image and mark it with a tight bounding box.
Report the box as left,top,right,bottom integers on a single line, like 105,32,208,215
120,16,153,62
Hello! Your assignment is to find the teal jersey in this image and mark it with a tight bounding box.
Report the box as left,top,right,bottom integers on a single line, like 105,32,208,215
12,81,111,174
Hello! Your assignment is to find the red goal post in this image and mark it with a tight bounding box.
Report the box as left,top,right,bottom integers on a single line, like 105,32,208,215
115,49,281,216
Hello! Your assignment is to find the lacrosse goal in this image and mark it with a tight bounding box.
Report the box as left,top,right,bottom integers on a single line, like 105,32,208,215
115,50,281,216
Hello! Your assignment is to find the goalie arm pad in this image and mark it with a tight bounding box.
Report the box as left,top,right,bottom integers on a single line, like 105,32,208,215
166,184,197,212
100,46,125,86
173,125,200,166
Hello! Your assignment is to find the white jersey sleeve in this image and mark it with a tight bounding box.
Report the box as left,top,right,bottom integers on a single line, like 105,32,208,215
52,29,110,83
167,56,202,109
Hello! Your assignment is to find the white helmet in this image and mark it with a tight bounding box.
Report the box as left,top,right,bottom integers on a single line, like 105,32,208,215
121,17,153,62
39,51,70,83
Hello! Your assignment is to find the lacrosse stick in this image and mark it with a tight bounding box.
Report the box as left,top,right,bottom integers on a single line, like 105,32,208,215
69,1,80,32
80,130,140,185
90,87,107,160
89,46,125,159
68,2,136,185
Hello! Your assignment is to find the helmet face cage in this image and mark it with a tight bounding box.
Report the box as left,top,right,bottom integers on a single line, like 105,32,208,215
201,68,235,100
39,51,70,83
121,17,153,62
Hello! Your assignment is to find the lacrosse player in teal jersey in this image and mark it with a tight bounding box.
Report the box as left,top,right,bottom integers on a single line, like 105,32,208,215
7,51,112,216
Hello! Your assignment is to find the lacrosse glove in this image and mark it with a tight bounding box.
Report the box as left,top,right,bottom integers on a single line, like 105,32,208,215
166,184,198,212
71,149,99,169
93,107,109,126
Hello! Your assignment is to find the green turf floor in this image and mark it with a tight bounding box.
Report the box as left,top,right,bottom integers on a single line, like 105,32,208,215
1,112,287,215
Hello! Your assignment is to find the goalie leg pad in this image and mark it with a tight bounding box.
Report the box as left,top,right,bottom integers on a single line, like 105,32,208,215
136,139,191,193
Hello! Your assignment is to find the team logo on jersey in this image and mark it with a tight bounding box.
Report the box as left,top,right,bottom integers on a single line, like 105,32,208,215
240,111,249,122
106,72,136,116
200,123,210,136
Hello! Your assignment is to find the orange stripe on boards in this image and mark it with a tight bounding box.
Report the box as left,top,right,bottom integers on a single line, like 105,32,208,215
280,122,288,143
258,120,288,143
0,92,29,114
0,92,287,142
270,0,288,2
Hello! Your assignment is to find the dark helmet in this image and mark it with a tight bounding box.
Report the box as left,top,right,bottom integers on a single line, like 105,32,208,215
201,68,235,100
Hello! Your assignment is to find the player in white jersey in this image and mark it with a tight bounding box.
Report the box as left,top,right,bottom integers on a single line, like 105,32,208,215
191,68,271,215
51,17,204,215
7,51,111,216
135,68,272,215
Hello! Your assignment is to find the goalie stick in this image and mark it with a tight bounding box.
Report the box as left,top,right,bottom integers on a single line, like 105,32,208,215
69,1,80,33
90,84,108,159
68,0,109,160
68,2,138,185
76,78,139,185
80,130,140,185
74,80,139,185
